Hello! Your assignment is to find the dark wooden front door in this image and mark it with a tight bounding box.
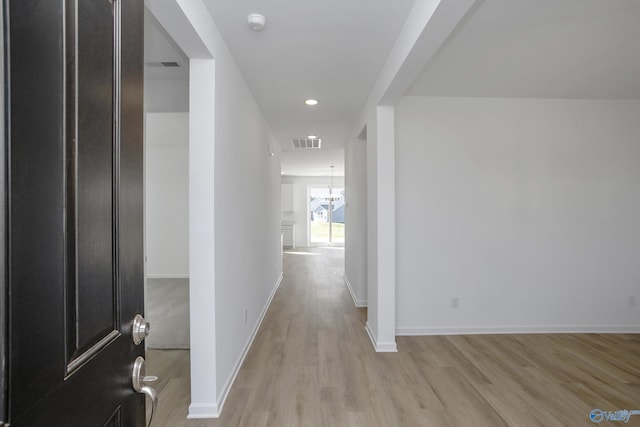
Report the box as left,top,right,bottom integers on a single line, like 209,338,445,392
4,0,145,425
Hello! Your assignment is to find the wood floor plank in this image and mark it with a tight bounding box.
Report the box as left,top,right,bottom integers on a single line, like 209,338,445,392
147,247,640,426
476,383,563,427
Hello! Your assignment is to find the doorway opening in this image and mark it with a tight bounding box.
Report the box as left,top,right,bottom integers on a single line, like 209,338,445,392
308,185,345,246
142,7,191,421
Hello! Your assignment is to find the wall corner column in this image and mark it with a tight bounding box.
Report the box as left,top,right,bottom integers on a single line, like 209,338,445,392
366,105,397,352
188,58,219,418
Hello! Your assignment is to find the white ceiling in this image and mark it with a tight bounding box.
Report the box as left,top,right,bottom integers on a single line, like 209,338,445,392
144,0,640,176
202,0,416,176
144,9,189,81
408,0,640,99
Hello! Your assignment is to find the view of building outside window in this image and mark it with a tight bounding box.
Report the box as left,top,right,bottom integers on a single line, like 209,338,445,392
309,187,345,244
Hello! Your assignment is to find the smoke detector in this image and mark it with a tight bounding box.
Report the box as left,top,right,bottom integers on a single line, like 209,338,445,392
248,14,266,32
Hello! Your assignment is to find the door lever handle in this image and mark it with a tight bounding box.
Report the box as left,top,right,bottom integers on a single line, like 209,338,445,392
132,356,159,427
140,385,158,427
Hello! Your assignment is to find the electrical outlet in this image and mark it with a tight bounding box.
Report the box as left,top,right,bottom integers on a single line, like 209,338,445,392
451,297,459,309
629,296,636,308
244,309,248,322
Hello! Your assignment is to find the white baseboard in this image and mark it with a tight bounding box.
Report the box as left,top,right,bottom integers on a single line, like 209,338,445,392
146,273,189,279
343,274,367,307
187,402,219,419
365,321,398,352
396,325,640,336
214,272,284,417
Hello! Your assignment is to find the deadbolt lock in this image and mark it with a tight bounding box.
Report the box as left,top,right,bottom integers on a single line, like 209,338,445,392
132,314,150,345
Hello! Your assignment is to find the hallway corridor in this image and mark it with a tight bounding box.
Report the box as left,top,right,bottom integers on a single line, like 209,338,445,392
149,248,640,426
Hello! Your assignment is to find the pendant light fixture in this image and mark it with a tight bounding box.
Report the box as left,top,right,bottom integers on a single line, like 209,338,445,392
330,165,337,201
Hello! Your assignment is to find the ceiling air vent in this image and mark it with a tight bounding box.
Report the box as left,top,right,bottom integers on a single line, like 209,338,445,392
291,138,322,149
144,61,181,68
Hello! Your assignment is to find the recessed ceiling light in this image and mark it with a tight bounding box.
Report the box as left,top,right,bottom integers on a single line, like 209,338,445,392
307,135,318,139
305,99,319,106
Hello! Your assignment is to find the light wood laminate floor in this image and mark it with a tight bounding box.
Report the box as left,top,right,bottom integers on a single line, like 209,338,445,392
147,247,640,426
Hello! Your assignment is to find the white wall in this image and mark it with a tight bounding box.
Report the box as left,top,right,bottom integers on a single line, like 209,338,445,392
396,96,640,334
146,0,283,418
364,107,397,352
144,79,189,112
281,175,345,248
213,51,283,403
188,58,218,417
345,137,367,306
345,0,474,352
145,113,189,278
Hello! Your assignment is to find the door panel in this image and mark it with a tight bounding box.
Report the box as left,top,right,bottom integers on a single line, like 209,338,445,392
73,0,118,361
5,0,145,425
7,1,67,417
105,407,123,427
